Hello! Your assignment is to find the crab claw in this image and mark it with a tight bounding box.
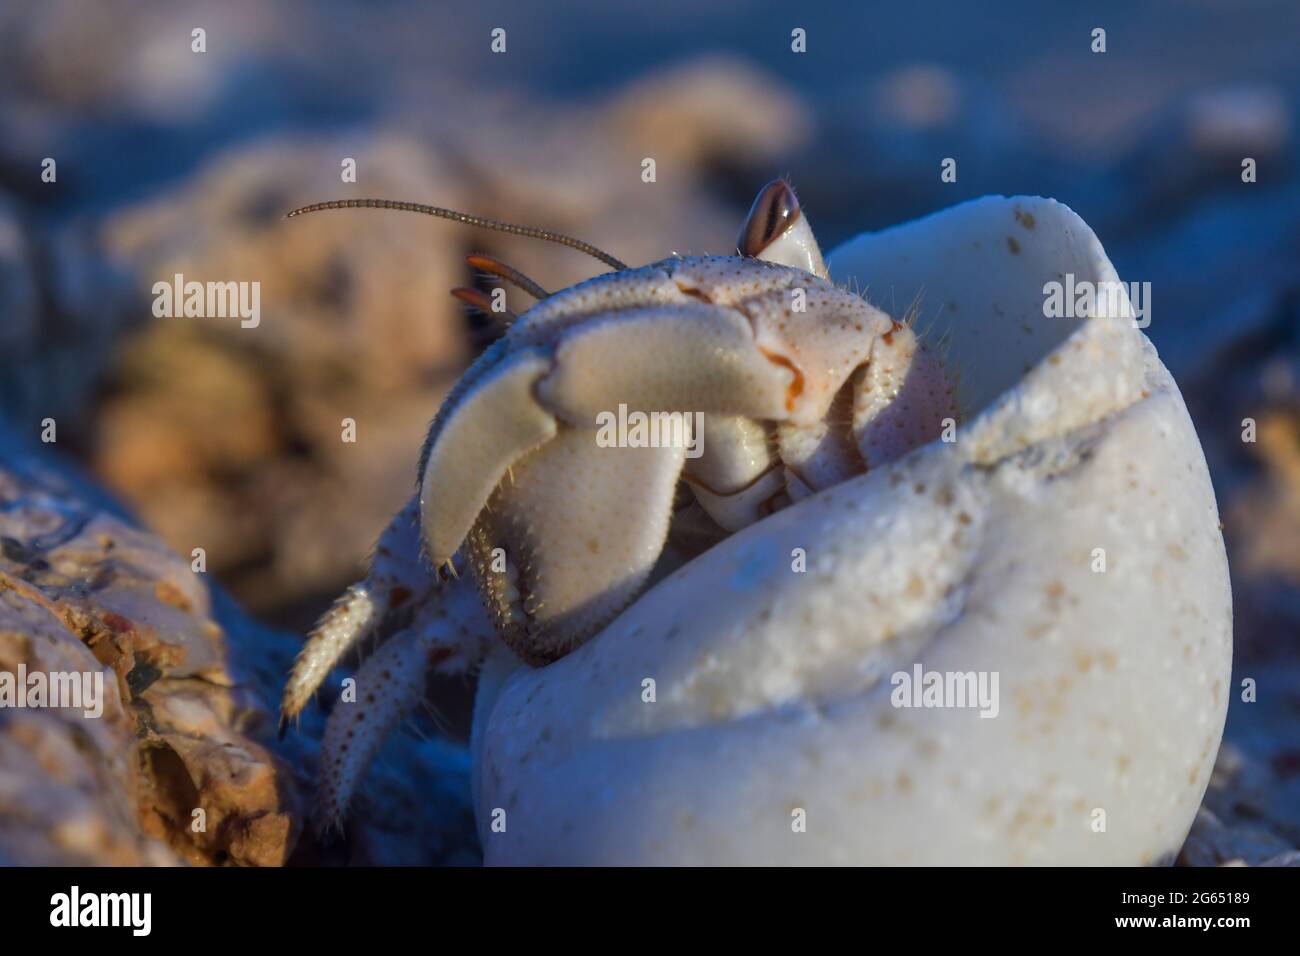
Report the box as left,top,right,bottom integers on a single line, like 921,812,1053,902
415,243,900,666
466,427,690,665
419,348,559,569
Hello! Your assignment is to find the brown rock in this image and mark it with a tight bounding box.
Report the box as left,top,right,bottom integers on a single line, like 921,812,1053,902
0,430,301,865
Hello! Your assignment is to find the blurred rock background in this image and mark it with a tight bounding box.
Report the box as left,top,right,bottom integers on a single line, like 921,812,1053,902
0,0,1297,864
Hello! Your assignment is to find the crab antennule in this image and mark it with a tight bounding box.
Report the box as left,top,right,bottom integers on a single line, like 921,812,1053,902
466,254,550,300
451,286,517,324
284,198,630,271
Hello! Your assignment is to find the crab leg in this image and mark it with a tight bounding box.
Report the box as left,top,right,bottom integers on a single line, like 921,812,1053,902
315,575,492,835
280,494,432,734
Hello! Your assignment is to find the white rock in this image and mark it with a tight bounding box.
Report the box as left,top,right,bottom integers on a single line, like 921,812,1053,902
472,196,1233,865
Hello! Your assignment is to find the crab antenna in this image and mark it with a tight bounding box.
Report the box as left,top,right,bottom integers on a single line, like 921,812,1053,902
285,198,629,271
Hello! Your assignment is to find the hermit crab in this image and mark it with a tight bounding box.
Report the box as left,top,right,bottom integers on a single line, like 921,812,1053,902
282,185,1231,866
280,181,956,831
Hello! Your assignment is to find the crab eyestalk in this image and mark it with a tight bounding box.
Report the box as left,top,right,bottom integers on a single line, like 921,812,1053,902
738,179,828,279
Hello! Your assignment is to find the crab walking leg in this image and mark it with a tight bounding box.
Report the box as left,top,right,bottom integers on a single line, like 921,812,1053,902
280,495,430,733
314,627,446,835
315,575,492,834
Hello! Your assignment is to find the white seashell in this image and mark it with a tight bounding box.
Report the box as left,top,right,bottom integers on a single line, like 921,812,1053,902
471,196,1233,865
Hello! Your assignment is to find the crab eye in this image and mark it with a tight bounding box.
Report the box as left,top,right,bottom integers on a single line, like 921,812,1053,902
738,179,802,258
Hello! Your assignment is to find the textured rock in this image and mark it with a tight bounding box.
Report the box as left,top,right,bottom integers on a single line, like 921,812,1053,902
0,586,169,866
0,425,302,865
472,197,1233,865
0,421,482,865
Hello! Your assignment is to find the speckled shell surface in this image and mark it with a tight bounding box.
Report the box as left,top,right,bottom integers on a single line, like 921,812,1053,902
470,196,1233,865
